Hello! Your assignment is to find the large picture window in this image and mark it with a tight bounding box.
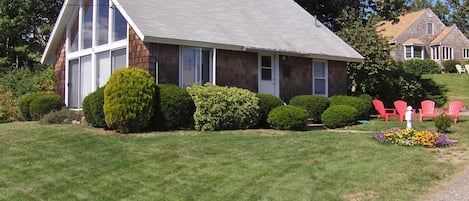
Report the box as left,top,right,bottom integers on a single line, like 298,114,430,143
180,47,212,88
66,0,128,108
404,45,424,59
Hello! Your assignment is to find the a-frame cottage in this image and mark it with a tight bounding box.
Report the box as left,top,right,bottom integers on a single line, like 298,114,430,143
41,0,363,108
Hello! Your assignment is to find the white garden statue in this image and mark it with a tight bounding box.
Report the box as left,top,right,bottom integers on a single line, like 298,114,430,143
405,106,413,129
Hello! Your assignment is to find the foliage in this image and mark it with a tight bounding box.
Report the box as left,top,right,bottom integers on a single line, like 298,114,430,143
0,85,21,122
187,84,259,131
0,0,64,72
0,66,54,98
450,0,469,38
374,128,453,147
153,84,195,131
295,0,406,32
402,59,441,76
289,95,329,123
29,93,63,121
82,87,106,128
358,94,373,103
266,105,308,130
328,95,371,120
39,108,82,125
442,60,460,73
434,115,452,133
18,92,50,120
321,105,358,129
256,93,285,128
104,68,156,133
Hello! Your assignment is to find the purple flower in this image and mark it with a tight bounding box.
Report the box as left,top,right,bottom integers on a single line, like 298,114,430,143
436,133,454,147
374,133,387,143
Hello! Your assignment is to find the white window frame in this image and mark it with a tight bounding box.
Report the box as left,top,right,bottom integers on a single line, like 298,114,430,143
312,60,328,97
179,47,215,88
64,0,128,108
431,46,440,60
427,23,434,35
463,48,469,59
404,45,424,60
442,47,454,60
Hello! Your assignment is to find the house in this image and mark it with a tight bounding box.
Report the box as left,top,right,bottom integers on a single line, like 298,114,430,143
378,9,469,66
41,0,363,109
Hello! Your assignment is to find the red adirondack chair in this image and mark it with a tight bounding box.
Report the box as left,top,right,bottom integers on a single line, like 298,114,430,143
443,101,463,123
393,100,415,121
372,99,398,122
419,100,439,122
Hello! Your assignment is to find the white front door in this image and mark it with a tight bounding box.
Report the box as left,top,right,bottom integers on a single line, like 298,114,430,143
258,54,277,95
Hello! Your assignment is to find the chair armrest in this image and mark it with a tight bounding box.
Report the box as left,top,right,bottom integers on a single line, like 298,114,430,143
384,108,396,113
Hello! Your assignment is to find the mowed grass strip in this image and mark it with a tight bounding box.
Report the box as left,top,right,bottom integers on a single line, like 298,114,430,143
0,121,461,201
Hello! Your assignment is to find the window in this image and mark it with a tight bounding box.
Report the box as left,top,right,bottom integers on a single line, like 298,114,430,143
427,23,434,35
261,56,272,80
313,61,328,96
431,46,440,60
463,48,469,59
442,47,454,60
66,0,128,108
180,47,212,88
404,45,424,59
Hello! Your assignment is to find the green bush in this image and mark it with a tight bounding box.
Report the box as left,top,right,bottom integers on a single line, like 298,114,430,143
402,59,441,75
289,95,329,123
267,105,308,130
442,60,460,73
39,108,83,125
82,87,106,128
29,94,64,121
358,94,373,103
328,95,371,120
0,85,21,122
187,84,259,131
435,115,452,133
256,93,285,128
19,92,50,120
104,68,156,133
321,105,358,129
153,84,195,130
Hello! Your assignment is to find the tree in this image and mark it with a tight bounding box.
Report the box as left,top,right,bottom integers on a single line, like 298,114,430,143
451,1,469,37
0,0,64,72
407,0,450,25
294,0,407,31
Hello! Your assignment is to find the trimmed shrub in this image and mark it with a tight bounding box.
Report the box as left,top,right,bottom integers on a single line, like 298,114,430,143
19,92,49,120
153,84,195,130
289,95,329,123
0,85,21,122
442,60,460,73
435,115,452,133
267,105,308,130
358,94,373,103
187,84,259,131
328,95,372,120
82,87,106,128
39,108,83,125
321,105,358,129
256,93,285,128
104,67,156,133
29,94,64,121
402,59,440,75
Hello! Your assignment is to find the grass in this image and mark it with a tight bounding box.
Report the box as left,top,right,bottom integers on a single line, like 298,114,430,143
1,74,468,200
423,73,469,107
1,119,468,201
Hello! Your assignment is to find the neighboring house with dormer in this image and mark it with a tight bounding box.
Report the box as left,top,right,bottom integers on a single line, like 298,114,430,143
41,0,363,109
377,9,469,66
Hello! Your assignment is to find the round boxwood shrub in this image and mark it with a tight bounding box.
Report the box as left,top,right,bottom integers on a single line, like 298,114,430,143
402,59,440,75
321,105,358,129
256,93,285,128
18,92,49,121
29,94,64,121
442,60,459,73
82,87,106,128
104,67,156,133
329,95,371,120
187,84,259,131
267,105,308,130
153,84,195,130
289,95,329,123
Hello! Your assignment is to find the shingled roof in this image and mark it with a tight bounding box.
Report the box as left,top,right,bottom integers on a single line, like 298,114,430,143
377,9,429,41
42,0,363,63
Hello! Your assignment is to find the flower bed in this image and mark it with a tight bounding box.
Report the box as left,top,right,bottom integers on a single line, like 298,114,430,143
374,128,453,148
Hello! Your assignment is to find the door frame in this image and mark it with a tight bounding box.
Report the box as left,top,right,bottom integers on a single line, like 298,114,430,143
258,53,280,97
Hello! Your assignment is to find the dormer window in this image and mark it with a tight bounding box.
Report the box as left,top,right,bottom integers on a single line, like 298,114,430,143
427,23,434,35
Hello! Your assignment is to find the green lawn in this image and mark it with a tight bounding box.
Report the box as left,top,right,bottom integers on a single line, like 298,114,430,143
423,73,469,107
1,74,468,200
1,119,469,201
